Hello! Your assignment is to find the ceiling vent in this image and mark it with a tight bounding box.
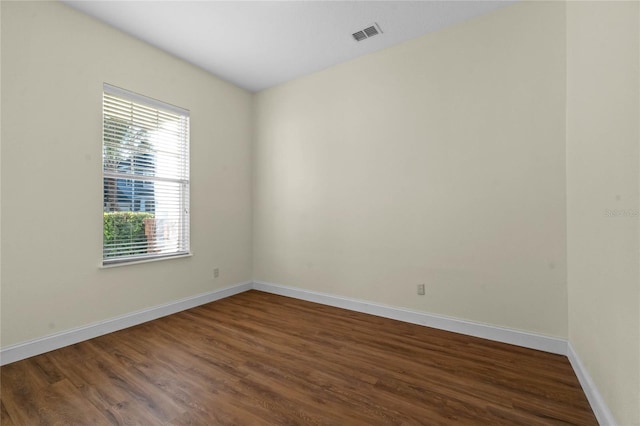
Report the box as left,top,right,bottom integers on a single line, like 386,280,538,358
352,23,382,42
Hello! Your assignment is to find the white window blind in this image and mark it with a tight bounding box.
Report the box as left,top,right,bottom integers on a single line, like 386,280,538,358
102,83,190,265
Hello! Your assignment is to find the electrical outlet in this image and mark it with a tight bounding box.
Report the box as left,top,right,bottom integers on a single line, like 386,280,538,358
213,268,219,279
417,284,425,295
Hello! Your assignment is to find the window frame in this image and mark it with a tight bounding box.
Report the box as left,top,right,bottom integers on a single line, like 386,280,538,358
101,83,191,266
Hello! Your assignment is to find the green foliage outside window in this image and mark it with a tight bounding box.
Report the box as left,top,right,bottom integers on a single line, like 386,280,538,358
103,212,154,258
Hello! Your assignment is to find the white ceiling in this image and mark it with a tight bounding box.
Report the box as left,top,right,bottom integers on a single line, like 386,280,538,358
63,1,515,92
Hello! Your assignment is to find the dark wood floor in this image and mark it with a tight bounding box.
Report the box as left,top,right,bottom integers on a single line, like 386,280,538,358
1,290,596,425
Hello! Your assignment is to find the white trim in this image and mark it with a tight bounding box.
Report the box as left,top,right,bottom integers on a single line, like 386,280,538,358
253,280,568,355
0,281,252,366
567,342,617,426
103,83,190,116
100,253,193,268
0,278,613,424
253,281,618,422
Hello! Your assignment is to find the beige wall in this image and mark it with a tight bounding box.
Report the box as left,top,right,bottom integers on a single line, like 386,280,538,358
0,1,253,346
253,2,568,337
566,2,640,425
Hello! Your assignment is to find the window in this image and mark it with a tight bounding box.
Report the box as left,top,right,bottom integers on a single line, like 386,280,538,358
102,84,190,265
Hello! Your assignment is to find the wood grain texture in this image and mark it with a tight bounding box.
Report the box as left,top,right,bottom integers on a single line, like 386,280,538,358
1,290,596,425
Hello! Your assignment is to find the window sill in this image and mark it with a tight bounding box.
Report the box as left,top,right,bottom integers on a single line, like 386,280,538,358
100,253,193,269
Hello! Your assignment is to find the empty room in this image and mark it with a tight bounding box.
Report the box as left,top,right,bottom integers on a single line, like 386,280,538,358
1,0,638,425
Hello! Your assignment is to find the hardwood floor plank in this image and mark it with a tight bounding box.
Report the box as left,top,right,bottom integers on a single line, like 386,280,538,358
0,290,597,425
2,376,113,425
0,400,16,426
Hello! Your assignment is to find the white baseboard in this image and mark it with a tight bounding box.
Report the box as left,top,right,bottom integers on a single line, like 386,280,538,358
253,280,568,355
0,281,253,366
1,278,612,426
254,282,621,424
567,342,617,426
